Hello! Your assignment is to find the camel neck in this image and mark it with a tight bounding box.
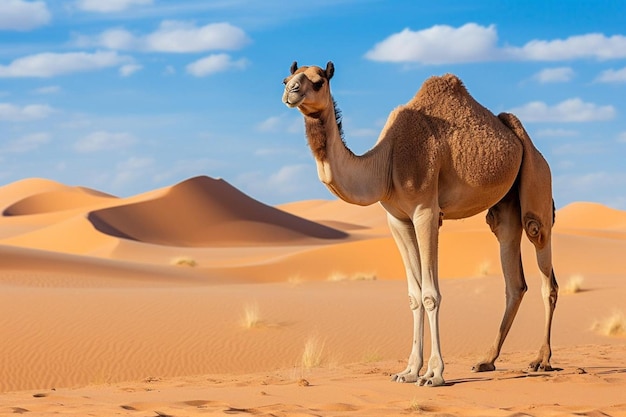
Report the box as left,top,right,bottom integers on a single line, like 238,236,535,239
303,103,391,206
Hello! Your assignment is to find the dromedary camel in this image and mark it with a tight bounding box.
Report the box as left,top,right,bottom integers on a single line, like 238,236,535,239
282,61,558,387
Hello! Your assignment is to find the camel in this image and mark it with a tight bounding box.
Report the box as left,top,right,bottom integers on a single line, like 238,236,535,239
282,61,558,387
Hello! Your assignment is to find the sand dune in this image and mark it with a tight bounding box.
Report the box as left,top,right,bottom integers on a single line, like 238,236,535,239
0,176,625,416
89,176,348,247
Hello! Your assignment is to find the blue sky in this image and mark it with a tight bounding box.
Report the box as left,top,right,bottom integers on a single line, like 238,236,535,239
1,0,625,209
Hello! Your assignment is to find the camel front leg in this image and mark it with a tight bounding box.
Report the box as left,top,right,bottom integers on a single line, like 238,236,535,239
387,214,424,383
413,207,445,387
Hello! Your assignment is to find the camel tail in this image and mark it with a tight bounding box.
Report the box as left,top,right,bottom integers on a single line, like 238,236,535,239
498,112,555,248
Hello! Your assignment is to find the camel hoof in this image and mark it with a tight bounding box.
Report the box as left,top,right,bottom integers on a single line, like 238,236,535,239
472,362,496,372
417,376,445,387
527,361,553,372
391,373,417,383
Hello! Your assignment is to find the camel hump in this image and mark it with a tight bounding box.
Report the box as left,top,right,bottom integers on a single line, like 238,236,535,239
417,73,469,100
498,112,555,243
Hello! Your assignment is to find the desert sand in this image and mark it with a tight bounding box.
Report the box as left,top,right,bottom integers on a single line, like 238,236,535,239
0,175,624,416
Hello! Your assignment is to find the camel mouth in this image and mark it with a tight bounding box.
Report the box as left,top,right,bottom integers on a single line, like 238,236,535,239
283,92,305,108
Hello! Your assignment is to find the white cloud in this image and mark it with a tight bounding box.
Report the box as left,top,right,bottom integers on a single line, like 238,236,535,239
533,67,574,83
510,33,626,61
365,23,499,64
186,54,248,77
0,0,51,31
0,102,54,121
0,51,132,78
74,131,137,153
78,21,250,53
75,0,153,13
119,63,143,76
508,98,616,123
595,66,626,83
365,23,626,64
2,132,51,153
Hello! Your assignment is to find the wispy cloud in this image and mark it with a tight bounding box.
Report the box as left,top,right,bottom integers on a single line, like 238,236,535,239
2,132,51,153
0,102,54,121
533,67,575,83
75,21,250,53
111,156,155,191
33,86,61,94
508,98,616,123
0,0,51,31
0,51,132,78
186,54,248,77
535,128,579,138
365,23,626,64
74,0,153,13
74,131,137,153
119,63,143,77
256,114,302,134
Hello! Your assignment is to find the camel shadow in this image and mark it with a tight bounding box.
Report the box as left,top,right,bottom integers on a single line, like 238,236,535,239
445,365,626,386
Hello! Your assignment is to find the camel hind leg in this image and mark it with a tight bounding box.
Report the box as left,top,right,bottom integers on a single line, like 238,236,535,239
498,112,558,372
524,205,558,371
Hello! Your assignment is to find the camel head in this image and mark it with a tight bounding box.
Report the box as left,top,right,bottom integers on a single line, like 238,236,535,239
282,61,334,116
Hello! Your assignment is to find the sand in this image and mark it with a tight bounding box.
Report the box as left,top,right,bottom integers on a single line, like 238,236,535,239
0,175,624,416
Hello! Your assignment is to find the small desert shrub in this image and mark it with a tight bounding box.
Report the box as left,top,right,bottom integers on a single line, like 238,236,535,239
562,274,584,294
170,256,197,267
301,336,325,369
240,303,261,329
592,311,626,337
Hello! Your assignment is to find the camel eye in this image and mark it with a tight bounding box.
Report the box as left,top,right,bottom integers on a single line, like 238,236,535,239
312,80,324,91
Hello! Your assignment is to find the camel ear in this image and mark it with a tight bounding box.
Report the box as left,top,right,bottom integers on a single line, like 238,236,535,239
290,61,298,74
325,61,334,80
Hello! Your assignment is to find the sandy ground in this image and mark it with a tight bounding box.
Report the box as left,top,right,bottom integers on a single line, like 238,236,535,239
0,176,624,416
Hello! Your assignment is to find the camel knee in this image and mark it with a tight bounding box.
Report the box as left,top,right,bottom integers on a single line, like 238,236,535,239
523,212,549,249
423,295,439,311
408,294,421,310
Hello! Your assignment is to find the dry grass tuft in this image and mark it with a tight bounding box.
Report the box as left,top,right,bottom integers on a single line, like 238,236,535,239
287,274,305,286
477,260,491,277
240,303,262,329
362,348,383,363
592,310,626,337
562,274,585,294
170,256,197,267
328,271,377,282
301,335,325,369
